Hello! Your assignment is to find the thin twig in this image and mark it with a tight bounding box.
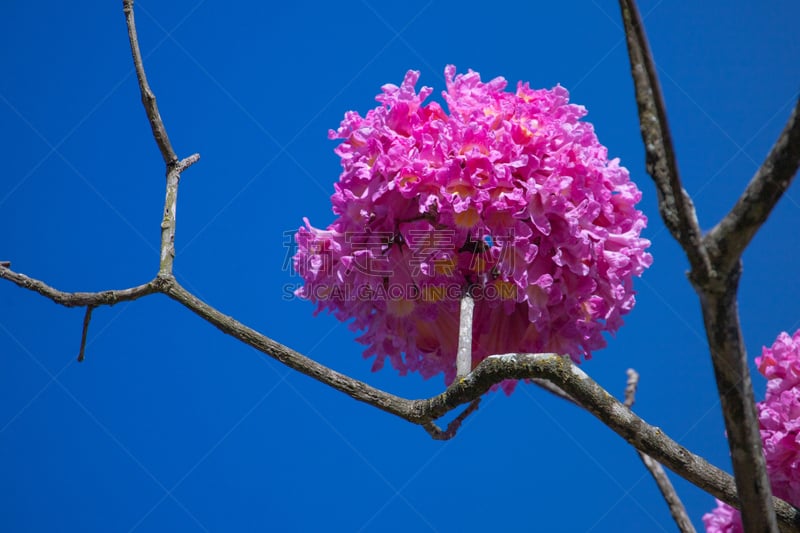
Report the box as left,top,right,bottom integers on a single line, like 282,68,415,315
423,398,481,440
624,369,697,533
77,305,96,362
0,268,161,307
123,0,177,165
124,0,200,276
617,0,710,281
706,96,800,274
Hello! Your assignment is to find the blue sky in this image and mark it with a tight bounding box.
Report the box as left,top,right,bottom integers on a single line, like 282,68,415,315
1,1,799,531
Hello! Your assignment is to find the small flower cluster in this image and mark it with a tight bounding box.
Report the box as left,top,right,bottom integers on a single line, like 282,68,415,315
294,66,652,392
704,329,800,532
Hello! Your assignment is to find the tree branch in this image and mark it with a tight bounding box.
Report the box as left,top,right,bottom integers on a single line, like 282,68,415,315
125,0,200,276
3,267,800,529
618,1,780,529
159,154,200,276
696,264,778,532
624,369,696,533
123,0,177,166
77,305,96,362
617,0,710,280
705,96,800,273
0,266,161,307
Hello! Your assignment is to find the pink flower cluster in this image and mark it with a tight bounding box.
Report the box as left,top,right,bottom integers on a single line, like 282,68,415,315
294,66,652,392
704,330,800,532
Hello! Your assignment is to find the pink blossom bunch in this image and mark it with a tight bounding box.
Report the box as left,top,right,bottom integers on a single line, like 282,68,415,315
293,66,652,392
704,329,800,532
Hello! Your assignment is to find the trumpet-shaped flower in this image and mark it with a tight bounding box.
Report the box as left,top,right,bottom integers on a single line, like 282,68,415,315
293,66,652,392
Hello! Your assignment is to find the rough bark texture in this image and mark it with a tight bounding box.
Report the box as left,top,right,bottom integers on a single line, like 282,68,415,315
617,0,800,529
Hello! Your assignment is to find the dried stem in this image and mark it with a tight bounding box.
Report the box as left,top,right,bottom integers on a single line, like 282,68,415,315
77,305,96,362
624,369,697,533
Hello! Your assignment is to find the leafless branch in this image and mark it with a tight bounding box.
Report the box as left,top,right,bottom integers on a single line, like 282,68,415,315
624,369,696,533
3,266,800,528
617,0,709,279
697,266,778,532
123,0,177,166
0,266,161,307
124,0,200,277
77,305,96,362
618,0,779,529
706,96,800,273
159,153,200,276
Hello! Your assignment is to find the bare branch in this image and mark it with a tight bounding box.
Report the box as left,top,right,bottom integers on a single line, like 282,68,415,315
77,305,96,362
123,0,177,165
423,398,481,441
3,268,800,529
0,261,10,268
618,1,780,529
706,96,800,273
159,154,200,276
0,266,160,307
617,0,710,279
624,369,697,533
696,265,778,532
124,0,201,276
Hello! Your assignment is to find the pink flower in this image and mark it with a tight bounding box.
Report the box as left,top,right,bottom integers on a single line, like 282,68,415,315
704,330,800,531
293,66,652,392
